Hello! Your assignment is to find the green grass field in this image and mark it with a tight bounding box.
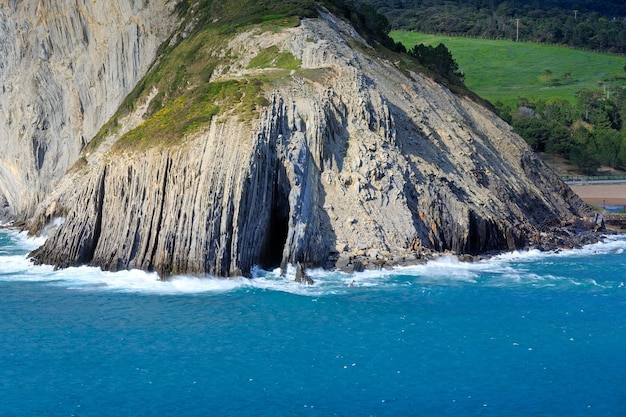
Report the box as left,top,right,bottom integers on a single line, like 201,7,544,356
391,31,626,107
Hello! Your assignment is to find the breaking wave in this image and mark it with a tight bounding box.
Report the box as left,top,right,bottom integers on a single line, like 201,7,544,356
1,229,625,296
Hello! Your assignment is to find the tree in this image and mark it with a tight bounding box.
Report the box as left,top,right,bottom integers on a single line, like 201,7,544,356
595,129,623,167
576,89,603,122
366,0,626,54
511,117,552,152
408,43,464,82
617,137,626,170
543,98,574,125
539,69,553,83
493,101,513,124
544,122,572,156
569,126,600,174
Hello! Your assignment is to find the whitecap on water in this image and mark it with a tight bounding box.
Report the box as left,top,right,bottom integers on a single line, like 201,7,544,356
0,257,253,295
0,254,55,279
2,228,48,251
393,255,482,284
248,265,355,296
60,268,250,295
1,229,625,295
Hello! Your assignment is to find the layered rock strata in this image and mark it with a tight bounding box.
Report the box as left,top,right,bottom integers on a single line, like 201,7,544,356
0,0,177,221
29,11,597,277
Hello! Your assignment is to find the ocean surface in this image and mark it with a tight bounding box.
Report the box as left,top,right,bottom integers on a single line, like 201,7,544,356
1,229,625,416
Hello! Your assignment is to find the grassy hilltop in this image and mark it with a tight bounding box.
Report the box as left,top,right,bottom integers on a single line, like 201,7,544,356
392,31,626,107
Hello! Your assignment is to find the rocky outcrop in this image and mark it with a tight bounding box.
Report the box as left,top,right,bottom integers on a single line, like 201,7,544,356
0,0,177,221
603,213,626,232
29,10,599,277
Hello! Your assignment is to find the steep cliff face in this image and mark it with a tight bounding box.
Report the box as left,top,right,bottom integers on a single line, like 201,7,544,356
29,8,596,277
0,0,177,221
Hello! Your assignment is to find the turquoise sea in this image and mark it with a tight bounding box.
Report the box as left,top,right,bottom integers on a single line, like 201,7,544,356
1,229,625,416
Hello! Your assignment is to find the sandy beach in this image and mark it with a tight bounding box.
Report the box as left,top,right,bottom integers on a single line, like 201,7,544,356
569,183,626,207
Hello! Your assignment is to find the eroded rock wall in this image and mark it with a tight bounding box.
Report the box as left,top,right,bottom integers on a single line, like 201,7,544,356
0,0,177,221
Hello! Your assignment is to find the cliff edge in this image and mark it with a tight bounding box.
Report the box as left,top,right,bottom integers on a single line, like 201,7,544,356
26,2,600,277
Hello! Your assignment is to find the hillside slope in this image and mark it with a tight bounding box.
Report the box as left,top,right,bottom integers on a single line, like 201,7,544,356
25,1,601,277
391,32,626,107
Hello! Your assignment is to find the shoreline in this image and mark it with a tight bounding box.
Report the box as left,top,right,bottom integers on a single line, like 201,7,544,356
1,225,620,282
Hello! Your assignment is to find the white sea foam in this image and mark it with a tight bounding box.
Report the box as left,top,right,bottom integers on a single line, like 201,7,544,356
1,230,625,296
249,265,352,296
3,228,48,251
0,254,54,279
0,254,252,295
386,235,626,290
60,268,250,294
392,255,481,284
36,217,66,240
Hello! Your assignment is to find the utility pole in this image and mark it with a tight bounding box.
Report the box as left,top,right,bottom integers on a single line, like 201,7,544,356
574,10,578,20
516,19,520,42
603,82,610,100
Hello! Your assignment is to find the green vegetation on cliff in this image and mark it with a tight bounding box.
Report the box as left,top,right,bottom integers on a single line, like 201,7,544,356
248,46,301,70
88,0,407,154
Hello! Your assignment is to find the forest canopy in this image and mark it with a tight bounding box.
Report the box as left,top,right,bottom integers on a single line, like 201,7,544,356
495,88,626,174
365,0,626,54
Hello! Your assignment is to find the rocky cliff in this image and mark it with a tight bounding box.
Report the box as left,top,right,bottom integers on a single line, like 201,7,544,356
27,4,598,277
0,0,177,221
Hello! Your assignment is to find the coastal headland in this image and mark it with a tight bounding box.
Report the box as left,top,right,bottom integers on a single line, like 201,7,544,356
0,0,609,278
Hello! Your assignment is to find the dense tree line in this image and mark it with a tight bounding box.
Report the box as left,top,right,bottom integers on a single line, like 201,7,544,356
364,0,626,54
494,86,626,174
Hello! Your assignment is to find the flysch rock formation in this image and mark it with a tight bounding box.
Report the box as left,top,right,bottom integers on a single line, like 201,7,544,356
0,0,177,222
28,8,600,277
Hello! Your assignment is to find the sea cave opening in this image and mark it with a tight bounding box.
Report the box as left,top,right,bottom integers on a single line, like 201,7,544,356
259,181,290,270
